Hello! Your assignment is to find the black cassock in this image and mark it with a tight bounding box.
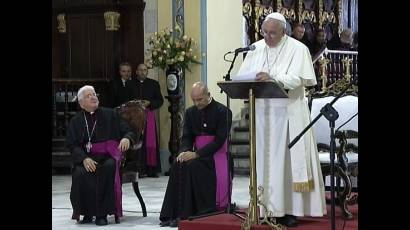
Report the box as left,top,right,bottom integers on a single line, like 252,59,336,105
67,107,135,219
107,77,134,108
129,77,164,110
129,77,164,173
160,99,232,221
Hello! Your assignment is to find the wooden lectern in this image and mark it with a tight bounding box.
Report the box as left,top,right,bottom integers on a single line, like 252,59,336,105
217,80,288,230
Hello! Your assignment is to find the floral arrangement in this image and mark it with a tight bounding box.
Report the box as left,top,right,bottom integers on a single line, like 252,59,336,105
146,27,201,72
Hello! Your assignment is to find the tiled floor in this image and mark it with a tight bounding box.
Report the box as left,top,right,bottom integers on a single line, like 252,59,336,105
52,174,251,229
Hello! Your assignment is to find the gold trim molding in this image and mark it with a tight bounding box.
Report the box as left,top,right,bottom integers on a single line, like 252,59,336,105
104,11,120,31
57,14,66,33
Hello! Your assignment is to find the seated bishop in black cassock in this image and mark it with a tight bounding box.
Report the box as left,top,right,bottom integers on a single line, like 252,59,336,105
159,82,232,227
67,85,135,226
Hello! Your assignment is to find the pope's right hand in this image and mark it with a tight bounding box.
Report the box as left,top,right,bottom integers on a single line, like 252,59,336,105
255,72,270,81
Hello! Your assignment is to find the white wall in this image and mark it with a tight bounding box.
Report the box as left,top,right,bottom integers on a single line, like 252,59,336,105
206,0,245,120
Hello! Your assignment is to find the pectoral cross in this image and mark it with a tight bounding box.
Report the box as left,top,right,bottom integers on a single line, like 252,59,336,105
86,141,92,153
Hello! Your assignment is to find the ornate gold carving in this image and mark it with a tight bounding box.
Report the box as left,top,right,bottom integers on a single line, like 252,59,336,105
341,57,352,81
57,14,66,33
318,0,324,28
327,77,358,96
319,10,336,29
319,56,330,92
301,10,317,23
325,11,336,23
257,186,285,230
104,11,120,31
243,2,252,16
298,0,303,23
265,6,274,15
276,0,282,11
254,5,264,41
279,7,296,21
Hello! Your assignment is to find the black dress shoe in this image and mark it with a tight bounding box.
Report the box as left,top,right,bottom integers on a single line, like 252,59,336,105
159,220,171,227
79,215,93,224
95,216,108,226
169,219,179,228
276,215,298,227
147,172,159,178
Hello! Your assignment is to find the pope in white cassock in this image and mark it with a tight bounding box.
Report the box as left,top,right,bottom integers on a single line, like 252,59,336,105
236,12,327,227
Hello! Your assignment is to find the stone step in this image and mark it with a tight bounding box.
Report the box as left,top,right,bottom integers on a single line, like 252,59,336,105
232,131,249,140
233,127,249,132
233,156,250,176
230,145,249,155
234,158,249,168
233,167,250,176
231,152,249,159
230,138,249,145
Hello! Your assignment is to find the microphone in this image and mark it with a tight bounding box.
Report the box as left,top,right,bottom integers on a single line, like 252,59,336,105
234,44,256,54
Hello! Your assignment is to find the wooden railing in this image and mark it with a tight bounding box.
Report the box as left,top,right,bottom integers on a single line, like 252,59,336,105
311,48,358,96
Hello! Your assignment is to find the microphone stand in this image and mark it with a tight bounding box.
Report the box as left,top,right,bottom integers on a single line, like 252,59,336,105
188,50,245,221
220,51,239,92
288,78,357,230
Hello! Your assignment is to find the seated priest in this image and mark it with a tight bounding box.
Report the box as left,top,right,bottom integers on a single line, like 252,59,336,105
67,85,135,226
159,82,232,227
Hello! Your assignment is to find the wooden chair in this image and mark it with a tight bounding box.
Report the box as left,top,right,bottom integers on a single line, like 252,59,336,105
310,92,358,219
115,100,148,223
317,130,358,219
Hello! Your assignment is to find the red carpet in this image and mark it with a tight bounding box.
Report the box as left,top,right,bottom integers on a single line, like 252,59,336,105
179,204,358,230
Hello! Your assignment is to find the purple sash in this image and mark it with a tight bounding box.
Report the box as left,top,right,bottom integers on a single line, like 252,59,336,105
194,136,229,211
145,109,157,166
90,140,123,217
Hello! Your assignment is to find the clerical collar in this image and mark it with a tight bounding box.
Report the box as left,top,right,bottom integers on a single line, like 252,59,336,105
137,76,145,83
201,98,214,111
84,108,98,116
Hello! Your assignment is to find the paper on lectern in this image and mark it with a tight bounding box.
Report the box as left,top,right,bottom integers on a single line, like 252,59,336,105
231,71,257,81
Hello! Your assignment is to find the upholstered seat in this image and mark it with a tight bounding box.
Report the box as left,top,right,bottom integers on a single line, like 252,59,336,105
318,151,358,164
